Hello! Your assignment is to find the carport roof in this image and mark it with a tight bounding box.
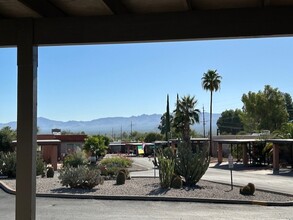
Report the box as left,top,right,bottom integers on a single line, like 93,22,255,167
214,139,264,144
1,0,293,46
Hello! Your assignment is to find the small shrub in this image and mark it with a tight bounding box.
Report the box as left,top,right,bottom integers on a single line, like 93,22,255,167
36,156,46,177
63,151,88,168
240,183,255,195
97,165,108,176
0,151,16,178
116,170,126,185
0,152,49,178
46,166,54,178
59,165,104,189
171,175,182,189
99,156,133,179
100,156,133,168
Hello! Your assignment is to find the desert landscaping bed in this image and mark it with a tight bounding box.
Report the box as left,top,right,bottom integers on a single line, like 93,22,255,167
1,174,292,202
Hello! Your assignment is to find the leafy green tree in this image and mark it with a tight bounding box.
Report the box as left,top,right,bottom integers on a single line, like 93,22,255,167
144,132,163,143
83,136,108,158
173,95,200,143
158,113,174,137
217,109,244,135
0,126,17,152
130,131,145,142
202,70,222,155
241,85,288,132
283,93,293,121
61,130,85,135
272,122,293,139
96,134,110,147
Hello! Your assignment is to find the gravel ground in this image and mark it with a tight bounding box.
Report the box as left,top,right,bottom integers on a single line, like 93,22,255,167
1,173,293,202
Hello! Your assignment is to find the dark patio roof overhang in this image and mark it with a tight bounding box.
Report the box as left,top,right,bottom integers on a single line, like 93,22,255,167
214,139,264,144
2,1,293,47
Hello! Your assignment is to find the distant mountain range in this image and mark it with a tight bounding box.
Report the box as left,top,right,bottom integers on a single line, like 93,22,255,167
0,113,220,135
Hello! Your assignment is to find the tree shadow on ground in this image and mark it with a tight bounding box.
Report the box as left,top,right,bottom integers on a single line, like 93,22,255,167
268,169,293,177
51,187,97,194
146,182,205,195
211,162,271,171
144,182,169,195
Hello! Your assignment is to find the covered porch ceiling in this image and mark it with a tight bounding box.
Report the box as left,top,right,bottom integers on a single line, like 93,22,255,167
1,0,293,46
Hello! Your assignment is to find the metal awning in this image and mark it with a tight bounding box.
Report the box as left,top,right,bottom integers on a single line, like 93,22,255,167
214,139,264,144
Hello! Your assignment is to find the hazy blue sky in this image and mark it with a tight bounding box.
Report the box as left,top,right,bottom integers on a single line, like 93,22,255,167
1,37,293,123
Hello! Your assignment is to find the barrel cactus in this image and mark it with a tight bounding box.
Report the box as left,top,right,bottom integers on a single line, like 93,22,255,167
240,183,255,195
116,170,126,185
171,175,183,189
46,166,54,178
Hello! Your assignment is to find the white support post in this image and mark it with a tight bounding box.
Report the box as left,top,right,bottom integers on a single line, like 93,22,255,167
16,19,38,220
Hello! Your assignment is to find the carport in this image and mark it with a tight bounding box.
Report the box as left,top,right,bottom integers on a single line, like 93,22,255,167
266,139,293,174
1,1,293,219
215,139,263,165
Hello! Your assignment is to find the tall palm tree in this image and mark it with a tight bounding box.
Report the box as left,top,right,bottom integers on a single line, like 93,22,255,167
202,70,222,156
173,95,200,144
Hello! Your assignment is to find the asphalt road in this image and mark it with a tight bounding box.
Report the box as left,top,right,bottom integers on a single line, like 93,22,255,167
1,189,293,220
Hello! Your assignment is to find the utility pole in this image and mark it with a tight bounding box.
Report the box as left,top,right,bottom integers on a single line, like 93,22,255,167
112,128,114,141
120,125,122,141
203,106,206,138
130,121,133,140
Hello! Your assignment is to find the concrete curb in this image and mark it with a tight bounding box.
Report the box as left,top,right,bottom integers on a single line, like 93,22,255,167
1,179,293,206
35,193,293,206
0,180,15,195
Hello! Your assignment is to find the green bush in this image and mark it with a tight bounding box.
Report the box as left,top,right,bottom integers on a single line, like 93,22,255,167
63,151,88,168
99,156,133,178
36,156,46,177
0,151,16,178
0,152,48,178
46,166,54,178
116,170,126,185
59,165,104,189
97,164,117,177
100,156,133,168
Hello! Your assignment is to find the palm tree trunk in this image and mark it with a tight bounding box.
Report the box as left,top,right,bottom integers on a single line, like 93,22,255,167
210,90,213,156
